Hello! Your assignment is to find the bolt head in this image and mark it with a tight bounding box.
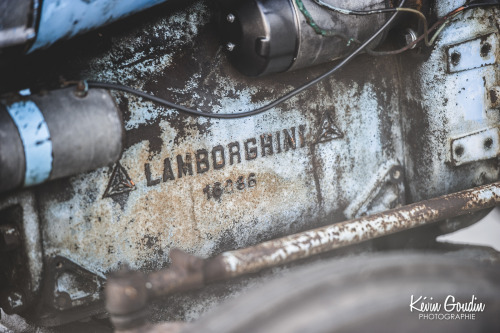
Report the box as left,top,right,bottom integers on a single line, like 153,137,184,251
403,28,417,49
226,43,236,52
226,13,235,23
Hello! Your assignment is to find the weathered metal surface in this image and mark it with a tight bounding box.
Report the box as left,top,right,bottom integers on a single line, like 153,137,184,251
0,0,498,326
400,4,500,202
37,0,409,279
343,164,404,218
104,181,500,331
32,1,497,279
447,31,497,73
29,0,170,52
449,127,499,166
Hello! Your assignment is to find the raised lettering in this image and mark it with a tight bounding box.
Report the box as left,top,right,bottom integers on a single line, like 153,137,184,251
145,163,160,187
163,158,175,181
196,149,210,174
276,131,281,154
299,124,306,148
244,138,257,160
212,145,226,170
144,125,309,187
177,153,193,178
228,142,241,165
283,127,296,151
261,134,273,156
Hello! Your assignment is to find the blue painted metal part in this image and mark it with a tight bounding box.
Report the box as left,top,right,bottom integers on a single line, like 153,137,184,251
29,0,167,52
6,101,53,186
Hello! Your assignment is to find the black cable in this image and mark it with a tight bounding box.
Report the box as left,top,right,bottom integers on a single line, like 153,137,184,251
87,0,406,119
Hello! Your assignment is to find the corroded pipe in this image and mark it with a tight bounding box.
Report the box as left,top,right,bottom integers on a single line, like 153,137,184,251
203,181,500,281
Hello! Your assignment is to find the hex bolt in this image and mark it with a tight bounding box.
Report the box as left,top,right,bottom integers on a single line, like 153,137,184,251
0,225,21,251
403,28,417,49
226,13,235,23
226,43,236,52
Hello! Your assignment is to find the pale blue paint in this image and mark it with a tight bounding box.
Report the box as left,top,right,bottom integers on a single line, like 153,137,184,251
29,0,167,52
6,101,53,186
19,88,31,96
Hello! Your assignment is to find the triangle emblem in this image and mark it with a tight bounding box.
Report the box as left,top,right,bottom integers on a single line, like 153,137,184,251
315,109,343,144
103,162,135,198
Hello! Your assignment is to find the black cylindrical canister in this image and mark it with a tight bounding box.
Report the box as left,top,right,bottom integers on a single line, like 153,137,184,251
216,0,391,76
0,87,124,193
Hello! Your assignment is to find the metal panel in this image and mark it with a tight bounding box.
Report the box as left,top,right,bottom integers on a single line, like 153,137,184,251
450,127,500,166
29,0,169,51
33,0,500,314
400,5,500,202
29,1,410,279
447,32,497,73
0,0,498,324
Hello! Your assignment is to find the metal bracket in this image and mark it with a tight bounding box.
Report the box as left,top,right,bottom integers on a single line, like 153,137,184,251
27,256,106,327
449,127,500,167
447,32,498,73
344,163,405,219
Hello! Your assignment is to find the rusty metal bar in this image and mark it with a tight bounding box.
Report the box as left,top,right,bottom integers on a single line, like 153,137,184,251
201,181,500,282
107,181,500,331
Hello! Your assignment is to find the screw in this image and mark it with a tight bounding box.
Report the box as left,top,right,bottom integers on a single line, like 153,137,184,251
226,13,235,23
226,42,236,52
392,169,401,180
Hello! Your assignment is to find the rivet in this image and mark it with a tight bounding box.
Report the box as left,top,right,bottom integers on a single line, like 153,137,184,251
484,138,493,150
